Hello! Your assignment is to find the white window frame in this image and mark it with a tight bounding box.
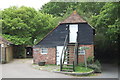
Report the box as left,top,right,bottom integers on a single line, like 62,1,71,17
41,48,48,54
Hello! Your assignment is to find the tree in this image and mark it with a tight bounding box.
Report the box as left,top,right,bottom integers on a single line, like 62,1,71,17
91,2,120,61
0,10,2,35
92,2,120,44
2,6,56,45
40,2,106,26
41,2,72,17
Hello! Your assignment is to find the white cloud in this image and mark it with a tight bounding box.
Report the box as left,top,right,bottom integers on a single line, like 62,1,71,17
0,0,51,10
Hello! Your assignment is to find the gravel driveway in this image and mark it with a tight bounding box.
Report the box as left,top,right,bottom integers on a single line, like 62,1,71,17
2,59,119,78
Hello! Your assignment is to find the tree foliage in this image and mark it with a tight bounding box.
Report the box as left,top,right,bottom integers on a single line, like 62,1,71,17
92,3,119,60
2,6,56,45
93,3,120,40
41,2,72,17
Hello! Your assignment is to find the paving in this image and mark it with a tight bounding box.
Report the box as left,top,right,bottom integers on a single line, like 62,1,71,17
1,59,119,78
88,63,119,78
2,59,75,78
118,65,120,80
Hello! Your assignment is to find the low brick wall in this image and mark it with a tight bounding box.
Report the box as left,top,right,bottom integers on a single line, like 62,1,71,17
33,48,56,64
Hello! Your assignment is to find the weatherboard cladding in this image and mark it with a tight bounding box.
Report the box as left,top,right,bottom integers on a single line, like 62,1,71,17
35,24,68,48
78,23,94,44
35,23,94,48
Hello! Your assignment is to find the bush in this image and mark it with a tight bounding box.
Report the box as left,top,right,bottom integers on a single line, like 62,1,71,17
14,45,25,58
87,56,94,64
78,63,85,67
78,56,94,67
78,57,101,73
1,60,6,64
88,60,102,73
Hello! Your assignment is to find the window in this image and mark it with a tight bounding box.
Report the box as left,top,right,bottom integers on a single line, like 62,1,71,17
41,48,48,54
78,49,85,55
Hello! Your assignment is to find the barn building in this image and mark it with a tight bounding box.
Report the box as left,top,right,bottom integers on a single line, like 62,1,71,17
33,11,95,69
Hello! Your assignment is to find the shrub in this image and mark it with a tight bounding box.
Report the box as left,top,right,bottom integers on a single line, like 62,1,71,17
13,45,26,58
78,63,85,67
2,60,6,64
78,56,94,67
78,57,101,73
87,56,94,64
88,60,102,73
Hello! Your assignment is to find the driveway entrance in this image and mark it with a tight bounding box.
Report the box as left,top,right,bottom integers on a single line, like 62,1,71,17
2,59,119,78
90,63,118,78
2,59,75,78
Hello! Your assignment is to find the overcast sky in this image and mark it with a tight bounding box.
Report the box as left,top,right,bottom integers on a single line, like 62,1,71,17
0,0,51,10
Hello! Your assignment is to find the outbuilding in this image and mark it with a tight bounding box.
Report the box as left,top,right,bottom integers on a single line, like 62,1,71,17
33,11,95,67
0,36,13,63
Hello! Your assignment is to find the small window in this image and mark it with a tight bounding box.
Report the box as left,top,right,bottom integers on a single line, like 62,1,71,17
41,48,48,54
78,49,85,55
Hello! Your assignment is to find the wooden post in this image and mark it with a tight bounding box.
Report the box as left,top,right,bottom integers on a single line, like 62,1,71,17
73,61,75,72
24,48,26,58
74,42,78,66
84,50,87,69
60,58,62,71
75,52,77,66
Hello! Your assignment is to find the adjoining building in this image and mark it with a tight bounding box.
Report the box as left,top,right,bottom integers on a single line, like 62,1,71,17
0,36,14,63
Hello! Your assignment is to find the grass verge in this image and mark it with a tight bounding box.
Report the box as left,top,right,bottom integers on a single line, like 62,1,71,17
75,66,93,73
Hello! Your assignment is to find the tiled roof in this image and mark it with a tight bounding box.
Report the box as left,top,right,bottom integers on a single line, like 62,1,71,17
0,36,12,44
60,11,86,24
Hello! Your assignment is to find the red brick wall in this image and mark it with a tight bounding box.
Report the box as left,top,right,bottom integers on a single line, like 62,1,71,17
78,45,94,63
67,45,94,64
33,45,94,65
33,48,56,64
67,46,75,64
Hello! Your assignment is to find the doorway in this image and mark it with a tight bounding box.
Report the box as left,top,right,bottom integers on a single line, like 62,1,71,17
56,46,67,65
25,47,33,58
69,24,78,43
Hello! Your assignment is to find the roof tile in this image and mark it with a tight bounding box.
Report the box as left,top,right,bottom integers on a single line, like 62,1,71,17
61,11,86,24
0,36,12,44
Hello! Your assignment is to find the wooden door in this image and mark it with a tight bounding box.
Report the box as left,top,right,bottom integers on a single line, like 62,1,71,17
69,24,78,43
56,46,67,65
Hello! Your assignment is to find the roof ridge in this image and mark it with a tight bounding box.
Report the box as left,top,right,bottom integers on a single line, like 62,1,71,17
60,11,86,24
